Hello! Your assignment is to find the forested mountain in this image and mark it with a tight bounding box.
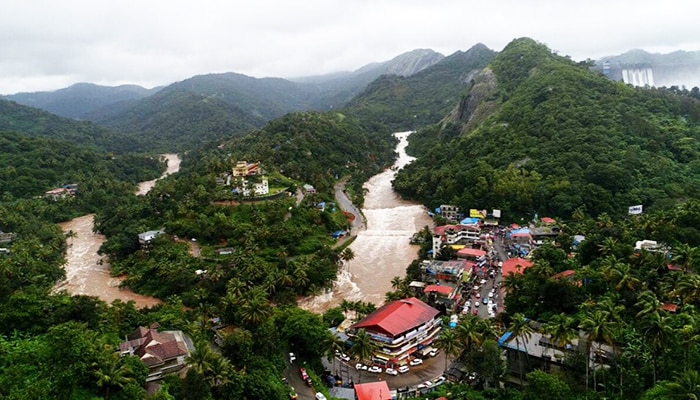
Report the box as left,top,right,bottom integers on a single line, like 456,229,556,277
1,83,159,120
0,99,146,152
0,130,164,204
343,43,497,131
94,88,268,153
394,38,700,221
294,48,445,109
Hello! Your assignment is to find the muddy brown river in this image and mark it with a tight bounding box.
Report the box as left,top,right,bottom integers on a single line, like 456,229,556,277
53,154,180,308
300,131,433,313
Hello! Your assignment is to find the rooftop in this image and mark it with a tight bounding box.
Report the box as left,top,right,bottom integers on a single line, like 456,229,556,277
350,297,439,337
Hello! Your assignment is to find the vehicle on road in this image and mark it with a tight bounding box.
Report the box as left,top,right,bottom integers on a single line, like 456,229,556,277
386,368,398,376
432,376,447,386
355,363,368,370
409,358,423,366
337,353,350,362
398,365,410,373
300,367,313,386
368,366,382,373
315,393,327,400
482,297,489,304
289,352,296,363
429,348,440,357
417,380,433,389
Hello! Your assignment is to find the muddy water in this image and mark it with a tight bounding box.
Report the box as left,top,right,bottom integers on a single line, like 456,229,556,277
300,131,433,313
53,154,181,308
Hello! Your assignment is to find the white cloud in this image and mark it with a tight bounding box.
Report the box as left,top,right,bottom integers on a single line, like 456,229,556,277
0,0,699,94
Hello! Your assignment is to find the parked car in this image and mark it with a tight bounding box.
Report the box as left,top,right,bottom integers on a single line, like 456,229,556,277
409,358,423,366
385,368,398,376
289,352,296,363
398,365,410,373
355,363,368,370
432,376,447,386
338,353,350,362
429,348,440,357
482,297,489,304
315,393,327,400
417,380,433,389
368,366,382,373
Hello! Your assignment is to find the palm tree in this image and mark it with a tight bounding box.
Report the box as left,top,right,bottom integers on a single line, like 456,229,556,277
186,338,214,376
456,315,485,354
349,329,376,382
340,299,351,320
598,237,618,256
579,310,617,393
207,355,232,388
93,352,136,399
390,276,403,291
542,313,578,367
673,274,700,306
322,333,346,374
641,310,673,385
645,370,700,399
671,243,698,273
340,247,355,265
635,290,662,318
434,328,462,371
507,313,534,386
602,256,640,292
238,288,271,327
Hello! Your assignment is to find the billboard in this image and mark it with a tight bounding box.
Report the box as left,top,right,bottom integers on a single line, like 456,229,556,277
469,209,486,218
628,205,643,215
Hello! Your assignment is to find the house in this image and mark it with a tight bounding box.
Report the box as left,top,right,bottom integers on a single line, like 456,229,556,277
431,224,481,257
234,176,269,197
303,184,316,194
499,320,615,386
138,230,164,247
232,161,260,177
501,257,534,278
530,226,561,246
456,247,487,261
424,284,460,308
437,204,461,221
0,230,16,243
346,297,441,366
421,260,469,282
119,323,191,382
215,247,235,255
354,381,392,400
45,188,71,200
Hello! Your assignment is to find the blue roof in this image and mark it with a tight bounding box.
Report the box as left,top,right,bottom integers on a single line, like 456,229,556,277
460,217,481,225
498,331,513,346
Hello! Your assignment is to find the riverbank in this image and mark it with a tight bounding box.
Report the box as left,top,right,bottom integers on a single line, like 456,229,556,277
53,154,181,308
299,131,432,313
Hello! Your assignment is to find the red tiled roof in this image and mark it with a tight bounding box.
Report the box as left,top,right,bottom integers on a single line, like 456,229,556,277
662,303,678,312
456,248,486,258
354,381,392,400
350,297,439,337
424,285,453,296
552,270,575,279
541,217,557,224
502,257,533,277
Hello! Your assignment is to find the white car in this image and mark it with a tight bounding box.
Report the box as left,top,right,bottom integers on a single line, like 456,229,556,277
409,358,423,366
289,352,296,363
385,368,398,376
488,291,494,298
398,365,410,374
368,366,382,373
355,363,368,370
465,301,471,308
338,353,350,362
429,348,439,357
417,380,433,389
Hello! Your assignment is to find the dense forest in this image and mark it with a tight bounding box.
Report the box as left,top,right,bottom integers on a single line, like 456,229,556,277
394,38,700,222
4,35,700,399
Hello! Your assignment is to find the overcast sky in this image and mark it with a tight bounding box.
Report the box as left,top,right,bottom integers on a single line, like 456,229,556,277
1,0,698,95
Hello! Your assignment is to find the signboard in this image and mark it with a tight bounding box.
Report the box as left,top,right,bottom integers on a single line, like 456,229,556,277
469,209,486,218
628,205,643,215
492,209,501,218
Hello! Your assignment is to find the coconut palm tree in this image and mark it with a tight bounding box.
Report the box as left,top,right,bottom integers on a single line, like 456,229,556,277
640,310,673,385
349,329,376,382
542,313,578,367
507,313,534,386
238,287,272,327
322,333,346,374
456,315,485,354
93,352,136,399
434,328,462,371
579,310,617,393
645,370,700,399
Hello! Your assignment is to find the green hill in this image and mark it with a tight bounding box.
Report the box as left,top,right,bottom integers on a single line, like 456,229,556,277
343,43,497,131
393,38,700,221
0,99,143,152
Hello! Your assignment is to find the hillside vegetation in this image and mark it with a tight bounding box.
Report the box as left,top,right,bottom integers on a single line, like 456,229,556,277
394,38,700,221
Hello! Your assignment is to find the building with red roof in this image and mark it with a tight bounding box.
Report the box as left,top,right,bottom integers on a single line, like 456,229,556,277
456,247,487,260
431,224,481,258
354,381,392,400
119,323,191,382
502,257,534,277
348,297,441,365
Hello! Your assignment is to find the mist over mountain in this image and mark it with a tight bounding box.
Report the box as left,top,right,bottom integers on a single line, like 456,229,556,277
1,83,160,120
595,49,700,88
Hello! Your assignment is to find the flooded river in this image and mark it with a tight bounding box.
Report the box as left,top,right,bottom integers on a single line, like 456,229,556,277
300,131,433,313
53,154,180,308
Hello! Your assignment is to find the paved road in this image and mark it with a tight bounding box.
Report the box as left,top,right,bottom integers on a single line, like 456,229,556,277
333,177,364,235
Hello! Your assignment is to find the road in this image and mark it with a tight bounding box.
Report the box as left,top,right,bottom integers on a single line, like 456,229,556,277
333,177,364,235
